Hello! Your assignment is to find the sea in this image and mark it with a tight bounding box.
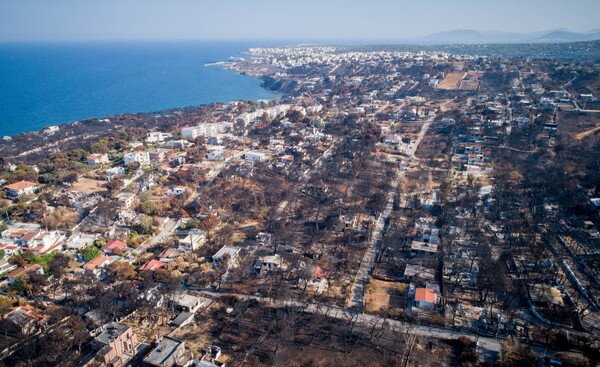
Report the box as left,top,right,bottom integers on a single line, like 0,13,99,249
0,41,281,137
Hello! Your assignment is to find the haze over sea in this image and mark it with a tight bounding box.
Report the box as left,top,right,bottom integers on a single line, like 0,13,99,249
0,41,279,137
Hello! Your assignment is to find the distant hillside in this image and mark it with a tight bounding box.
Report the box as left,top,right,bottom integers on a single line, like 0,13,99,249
336,40,600,62
412,28,600,45
532,30,600,43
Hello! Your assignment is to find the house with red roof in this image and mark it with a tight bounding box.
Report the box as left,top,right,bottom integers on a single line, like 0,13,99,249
414,288,437,309
0,243,19,256
13,229,65,255
6,304,48,335
6,264,44,284
139,259,166,272
83,256,114,276
4,180,38,200
86,153,109,166
101,240,127,255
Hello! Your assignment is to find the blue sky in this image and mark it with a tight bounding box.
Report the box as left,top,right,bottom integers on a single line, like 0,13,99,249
1,0,599,42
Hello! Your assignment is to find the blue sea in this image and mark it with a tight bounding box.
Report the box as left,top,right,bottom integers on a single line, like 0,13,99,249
0,41,280,137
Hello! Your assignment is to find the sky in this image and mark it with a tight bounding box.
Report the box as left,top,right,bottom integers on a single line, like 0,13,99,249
1,0,599,42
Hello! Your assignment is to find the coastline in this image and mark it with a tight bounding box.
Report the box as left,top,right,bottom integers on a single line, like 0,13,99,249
0,60,283,162
0,41,279,137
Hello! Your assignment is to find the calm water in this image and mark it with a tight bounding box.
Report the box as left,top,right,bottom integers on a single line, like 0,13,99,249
0,41,278,137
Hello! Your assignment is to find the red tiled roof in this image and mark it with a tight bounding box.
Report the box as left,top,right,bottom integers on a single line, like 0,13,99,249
30,245,44,252
0,244,18,250
313,266,330,279
139,259,166,272
84,256,110,271
5,181,37,191
6,264,42,279
40,242,63,255
415,288,436,303
8,230,27,238
160,248,180,258
21,230,40,242
103,240,126,251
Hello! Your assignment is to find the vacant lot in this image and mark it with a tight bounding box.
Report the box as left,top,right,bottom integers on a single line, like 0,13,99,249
364,278,408,314
459,71,483,91
459,79,480,91
70,177,106,194
437,72,464,90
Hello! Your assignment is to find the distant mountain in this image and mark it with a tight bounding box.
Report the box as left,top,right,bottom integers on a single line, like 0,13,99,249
412,28,600,45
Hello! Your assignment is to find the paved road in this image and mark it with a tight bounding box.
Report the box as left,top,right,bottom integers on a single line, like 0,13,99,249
134,217,179,255
346,117,433,309
198,290,502,354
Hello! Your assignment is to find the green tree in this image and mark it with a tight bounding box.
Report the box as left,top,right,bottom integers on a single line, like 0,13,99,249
140,200,157,215
11,277,33,297
80,245,101,261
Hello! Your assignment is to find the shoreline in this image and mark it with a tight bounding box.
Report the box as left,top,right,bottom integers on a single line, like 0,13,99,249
0,42,279,138
0,60,284,162
1,63,277,141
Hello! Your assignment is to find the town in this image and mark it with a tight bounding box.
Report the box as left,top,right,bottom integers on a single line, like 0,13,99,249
0,44,599,367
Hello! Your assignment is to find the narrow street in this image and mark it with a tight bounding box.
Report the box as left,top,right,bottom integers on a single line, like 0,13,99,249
346,116,433,309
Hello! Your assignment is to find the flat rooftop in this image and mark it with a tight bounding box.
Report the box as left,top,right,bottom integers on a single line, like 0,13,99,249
144,336,183,366
96,322,130,345
410,241,438,253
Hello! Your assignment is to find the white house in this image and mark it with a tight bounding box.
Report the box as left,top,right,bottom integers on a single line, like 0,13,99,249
166,186,187,197
212,245,240,266
123,151,150,166
244,152,266,162
17,229,65,254
117,193,136,209
106,167,126,180
86,153,109,166
180,230,206,251
181,127,202,140
7,264,44,284
4,181,38,200
146,131,172,143
43,126,60,135
254,254,286,274
207,146,225,161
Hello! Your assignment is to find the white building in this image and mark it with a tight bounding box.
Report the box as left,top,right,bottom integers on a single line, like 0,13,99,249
86,153,109,166
117,193,136,209
181,127,203,140
146,131,172,143
212,246,240,266
123,151,150,166
244,152,266,162
180,230,206,251
106,167,126,180
4,181,38,200
166,186,187,197
207,146,225,161
254,254,286,274
182,123,231,141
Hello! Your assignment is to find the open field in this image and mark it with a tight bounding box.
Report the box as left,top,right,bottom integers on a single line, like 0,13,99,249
364,278,408,313
70,177,106,194
457,72,483,91
437,72,464,90
459,79,480,91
